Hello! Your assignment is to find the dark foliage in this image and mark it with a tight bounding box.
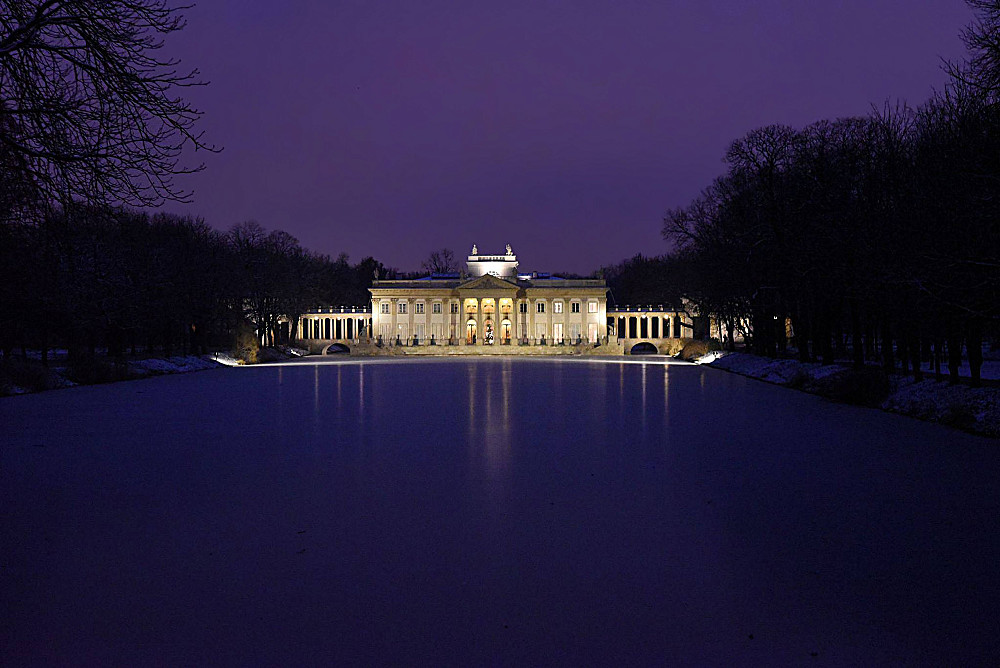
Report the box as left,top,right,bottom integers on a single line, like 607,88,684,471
602,254,685,307
0,358,62,394
661,4,1000,385
0,206,382,362
812,368,892,408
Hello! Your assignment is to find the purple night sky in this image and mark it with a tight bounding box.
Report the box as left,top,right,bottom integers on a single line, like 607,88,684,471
166,1,972,274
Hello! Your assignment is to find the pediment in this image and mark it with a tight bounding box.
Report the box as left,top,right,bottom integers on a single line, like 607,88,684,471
457,274,519,292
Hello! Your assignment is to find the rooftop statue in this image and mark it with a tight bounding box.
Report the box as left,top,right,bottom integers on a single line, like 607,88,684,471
471,244,477,255
506,244,513,256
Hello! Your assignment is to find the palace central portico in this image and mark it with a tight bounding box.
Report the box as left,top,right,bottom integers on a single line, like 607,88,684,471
369,245,609,348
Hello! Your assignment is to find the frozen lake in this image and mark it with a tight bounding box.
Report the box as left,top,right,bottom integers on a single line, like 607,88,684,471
3,357,999,665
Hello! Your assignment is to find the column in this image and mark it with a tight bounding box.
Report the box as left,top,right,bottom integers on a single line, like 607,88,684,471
488,295,495,345
528,298,535,343
509,298,517,345
390,299,398,343
475,298,482,345
407,298,414,344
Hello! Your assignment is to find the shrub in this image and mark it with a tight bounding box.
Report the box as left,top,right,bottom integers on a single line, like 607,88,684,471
257,346,287,363
677,338,721,361
786,369,811,389
815,367,890,407
233,322,259,364
938,402,979,431
660,338,686,356
64,356,133,385
0,358,64,394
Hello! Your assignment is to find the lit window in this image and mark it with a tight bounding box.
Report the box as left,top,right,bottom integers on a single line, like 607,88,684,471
571,302,580,313
588,302,598,313
415,302,424,314
554,302,563,314
451,303,459,314
398,302,407,314
536,302,545,313
432,303,442,314
380,303,390,314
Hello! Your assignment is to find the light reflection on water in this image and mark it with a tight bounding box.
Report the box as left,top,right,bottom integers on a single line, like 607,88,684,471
273,357,695,481
313,364,320,427
483,360,512,480
641,361,648,438
663,363,670,431
358,363,364,416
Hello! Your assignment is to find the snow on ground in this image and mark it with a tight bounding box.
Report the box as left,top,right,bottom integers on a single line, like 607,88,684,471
127,355,226,375
700,351,1000,437
885,376,1000,436
1,354,231,396
705,351,839,383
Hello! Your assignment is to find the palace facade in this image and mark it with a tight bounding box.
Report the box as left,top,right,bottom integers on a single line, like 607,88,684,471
369,245,608,347
294,245,704,355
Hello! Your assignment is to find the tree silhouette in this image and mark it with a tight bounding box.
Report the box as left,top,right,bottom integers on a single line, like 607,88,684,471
0,0,216,209
421,248,458,274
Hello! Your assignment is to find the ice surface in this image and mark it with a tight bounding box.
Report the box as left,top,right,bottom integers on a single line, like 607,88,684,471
3,358,1000,664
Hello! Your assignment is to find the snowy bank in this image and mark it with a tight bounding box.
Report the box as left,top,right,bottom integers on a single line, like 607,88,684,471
0,354,230,396
700,352,1000,438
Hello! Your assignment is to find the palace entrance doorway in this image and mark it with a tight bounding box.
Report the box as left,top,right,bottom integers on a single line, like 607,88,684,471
500,319,511,344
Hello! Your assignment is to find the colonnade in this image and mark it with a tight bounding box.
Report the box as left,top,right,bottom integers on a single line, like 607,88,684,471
299,314,371,342
610,315,679,339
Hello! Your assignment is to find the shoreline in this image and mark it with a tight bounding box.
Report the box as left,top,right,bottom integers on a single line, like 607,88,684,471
699,351,1000,439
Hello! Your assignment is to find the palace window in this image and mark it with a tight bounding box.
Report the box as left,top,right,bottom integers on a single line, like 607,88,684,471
554,302,563,314
415,302,424,314
380,303,390,314
398,302,407,314
432,303,442,314
519,303,527,313
451,303,459,314
588,302,598,313
571,302,580,313
536,302,545,313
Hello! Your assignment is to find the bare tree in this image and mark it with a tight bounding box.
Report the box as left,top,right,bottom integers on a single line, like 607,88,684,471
946,1,1000,96
421,248,458,274
0,0,217,209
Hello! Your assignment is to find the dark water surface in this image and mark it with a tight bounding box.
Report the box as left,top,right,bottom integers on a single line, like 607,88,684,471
2,358,999,665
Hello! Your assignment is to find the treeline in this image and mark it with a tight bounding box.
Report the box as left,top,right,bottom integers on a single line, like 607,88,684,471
601,254,685,307
0,206,384,363
664,7,1000,386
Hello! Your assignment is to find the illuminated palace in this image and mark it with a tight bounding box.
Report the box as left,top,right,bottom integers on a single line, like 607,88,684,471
295,245,698,354
369,245,608,347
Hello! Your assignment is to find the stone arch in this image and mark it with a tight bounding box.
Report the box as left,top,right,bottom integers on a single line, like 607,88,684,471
629,341,658,355
325,343,350,354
